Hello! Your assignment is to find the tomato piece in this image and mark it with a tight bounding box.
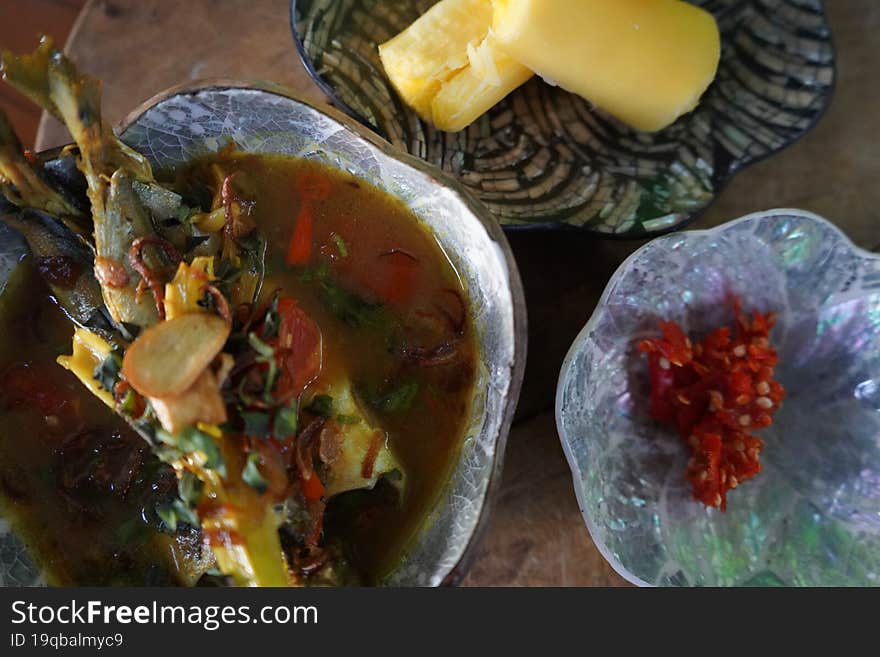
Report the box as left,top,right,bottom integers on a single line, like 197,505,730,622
369,250,419,305
274,299,321,400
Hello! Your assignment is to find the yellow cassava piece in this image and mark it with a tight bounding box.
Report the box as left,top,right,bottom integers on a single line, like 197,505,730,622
121,313,230,398
491,0,721,132
378,0,532,131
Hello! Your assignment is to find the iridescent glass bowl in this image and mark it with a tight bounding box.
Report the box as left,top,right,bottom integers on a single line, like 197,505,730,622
0,82,526,586
557,209,880,586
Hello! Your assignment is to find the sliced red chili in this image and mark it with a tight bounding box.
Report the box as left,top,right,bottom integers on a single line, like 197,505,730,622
286,204,314,266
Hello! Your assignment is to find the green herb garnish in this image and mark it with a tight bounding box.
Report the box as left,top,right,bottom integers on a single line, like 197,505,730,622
248,332,275,358
318,279,381,328
300,265,381,327
331,232,349,258
156,499,199,532
274,401,299,440
93,350,123,392
178,471,203,507
176,203,193,222
374,382,419,412
336,413,360,425
307,394,334,417
261,295,281,339
298,262,330,283
241,410,271,438
119,388,138,416
241,452,269,493
176,426,226,477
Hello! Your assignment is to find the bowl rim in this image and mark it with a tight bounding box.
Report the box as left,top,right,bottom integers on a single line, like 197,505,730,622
287,0,839,240
114,79,529,586
554,207,879,587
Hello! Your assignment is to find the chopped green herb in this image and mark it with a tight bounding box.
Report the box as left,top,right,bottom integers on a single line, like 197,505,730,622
184,235,211,253
242,452,269,493
93,350,122,392
374,382,419,412
336,413,361,426
176,426,226,477
331,232,349,258
178,471,203,507
307,394,334,418
318,279,381,328
119,388,138,416
176,204,193,222
156,498,199,533
215,258,243,286
262,358,278,403
248,332,275,358
239,231,267,258
261,295,281,339
298,263,330,283
274,401,299,440
241,410,271,438
197,290,216,313
300,265,381,327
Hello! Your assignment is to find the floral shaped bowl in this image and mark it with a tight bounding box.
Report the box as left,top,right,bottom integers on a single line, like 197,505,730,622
0,82,526,586
556,209,880,586
291,0,836,236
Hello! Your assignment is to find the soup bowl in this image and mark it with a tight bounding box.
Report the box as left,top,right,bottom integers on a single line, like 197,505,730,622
0,81,526,586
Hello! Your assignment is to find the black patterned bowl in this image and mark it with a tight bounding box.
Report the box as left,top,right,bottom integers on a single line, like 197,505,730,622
291,0,836,237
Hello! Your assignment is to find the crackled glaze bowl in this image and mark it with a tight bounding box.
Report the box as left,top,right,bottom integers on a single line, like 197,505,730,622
0,82,526,586
291,0,836,236
557,210,880,586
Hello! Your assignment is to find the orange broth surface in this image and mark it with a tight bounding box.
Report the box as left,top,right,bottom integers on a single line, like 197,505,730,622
0,153,476,585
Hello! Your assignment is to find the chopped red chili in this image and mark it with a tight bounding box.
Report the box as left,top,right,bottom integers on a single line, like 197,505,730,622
638,297,785,511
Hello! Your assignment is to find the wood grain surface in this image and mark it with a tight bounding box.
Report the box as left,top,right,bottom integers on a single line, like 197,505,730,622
14,0,880,586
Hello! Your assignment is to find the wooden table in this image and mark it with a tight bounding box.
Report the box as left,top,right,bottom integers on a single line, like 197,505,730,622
35,0,880,586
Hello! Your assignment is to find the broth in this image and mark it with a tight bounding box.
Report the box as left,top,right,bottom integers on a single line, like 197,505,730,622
0,152,477,584
0,264,203,585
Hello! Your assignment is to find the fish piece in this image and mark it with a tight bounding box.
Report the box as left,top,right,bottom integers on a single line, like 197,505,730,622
47,54,161,327
0,36,59,118
99,171,164,326
45,50,152,184
3,41,167,328
321,384,405,498
132,180,183,222
0,109,84,224
1,208,116,340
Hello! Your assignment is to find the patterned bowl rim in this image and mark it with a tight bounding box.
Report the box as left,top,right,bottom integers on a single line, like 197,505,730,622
110,80,527,586
288,0,839,239
554,208,878,587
